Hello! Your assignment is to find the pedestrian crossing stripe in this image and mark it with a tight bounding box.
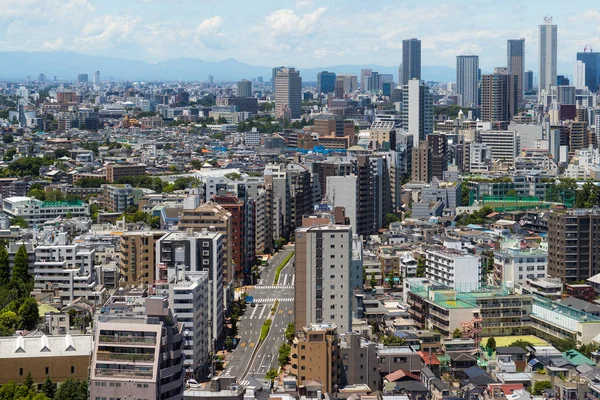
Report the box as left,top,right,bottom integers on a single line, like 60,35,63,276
254,285,294,290
252,298,294,303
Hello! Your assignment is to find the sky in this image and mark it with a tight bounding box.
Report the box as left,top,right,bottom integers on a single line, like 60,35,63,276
1,0,600,75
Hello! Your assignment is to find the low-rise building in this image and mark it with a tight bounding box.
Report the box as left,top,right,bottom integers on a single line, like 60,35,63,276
0,333,93,385
2,197,89,223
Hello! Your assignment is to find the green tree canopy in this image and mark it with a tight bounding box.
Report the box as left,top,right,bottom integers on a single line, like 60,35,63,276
41,375,57,399
0,245,9,285
11,244,31,283
486,337,497,352
19,297,39,330
452,328,463,338
54,377,88,400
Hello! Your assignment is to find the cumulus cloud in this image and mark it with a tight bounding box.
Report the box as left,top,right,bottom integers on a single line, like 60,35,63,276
78,16,140,48
257,7,327,53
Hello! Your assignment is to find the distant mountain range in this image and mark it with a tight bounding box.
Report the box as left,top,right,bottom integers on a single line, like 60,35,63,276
0,51,457,83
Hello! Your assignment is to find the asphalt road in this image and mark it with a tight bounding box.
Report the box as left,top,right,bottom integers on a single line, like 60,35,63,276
223,247,295,385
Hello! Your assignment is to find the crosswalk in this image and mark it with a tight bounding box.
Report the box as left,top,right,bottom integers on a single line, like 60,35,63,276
253,297,294,303
254,285,294,290
277,273,295,286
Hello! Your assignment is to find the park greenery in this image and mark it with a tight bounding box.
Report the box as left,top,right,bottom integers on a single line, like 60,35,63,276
0,244,39,336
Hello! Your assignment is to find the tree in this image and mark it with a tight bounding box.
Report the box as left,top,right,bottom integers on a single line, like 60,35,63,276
385,213,401,227
369,272,377,288
41,375,57,399
225,337,234,351
54,377,88,400
578,342,600,358
452,328,463,338
265,368,278,382
285,323,295,342
27,188,46,200
506,189,518,197
383,335,407,346
461,184,471,206
0,310,18,334
225,172,242,181
509,339,533,351
552,337,577,352
278,343,291,367
65,212,73,219
18,297,39,330
532,381,552,395
486,337,497,352
24,371,34,390
2,133,14,144
0,245,9,285
11,244,31,283
416,257,425,277
10,216,29,228
387,271,395,289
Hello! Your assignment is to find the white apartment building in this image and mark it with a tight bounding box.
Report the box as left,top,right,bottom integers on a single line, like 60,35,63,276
156,230,224,343
477,130,519,163
34,233,104,305
326,175,358,230
400,252,418,279
425,249,481,291
493,247,548,286
2,197,89,223
168,270,210,378
244,129,261,147
295,225,357,332
469,143,492,172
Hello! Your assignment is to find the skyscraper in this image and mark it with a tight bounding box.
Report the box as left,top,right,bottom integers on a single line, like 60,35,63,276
402,38,421,85
539,20,557,95
480,68,518,129
576,52,600,92
275,67,302,120
295,224,358,333
402,79,433,144
507,39,525,105
360,69,372,91
456,55,479,107
524,70,534,92
317,71,336,93
271,66,284,93
574,60,586,90
93,70,100,85
237,79,252,97
76,73,88,84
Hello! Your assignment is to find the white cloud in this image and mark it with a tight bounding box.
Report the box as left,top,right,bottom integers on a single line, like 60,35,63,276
196,16,223,35
296,0,313,8
78,16,140,49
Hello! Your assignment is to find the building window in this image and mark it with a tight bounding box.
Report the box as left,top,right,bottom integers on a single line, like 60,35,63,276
20,368,23,376
71,366,75,374
45,367,49,374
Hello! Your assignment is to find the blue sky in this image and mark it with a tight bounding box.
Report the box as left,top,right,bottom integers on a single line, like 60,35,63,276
1,0,599,75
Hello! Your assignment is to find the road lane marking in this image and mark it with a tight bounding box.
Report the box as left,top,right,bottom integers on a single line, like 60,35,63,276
291,274,295,286
250,304,259,318
258,303,269,319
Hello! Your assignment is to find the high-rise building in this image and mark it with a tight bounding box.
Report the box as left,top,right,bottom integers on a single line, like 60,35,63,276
317,71,336,94
574,60,587,90
290,323,341,394
427,133,448,181
576,52,600,92
155,230,225,344
119,230,167,287
76,73,88,84
411,141,430,183
90,296,185,400
507,38,525,105
456,55,479,107
539,21,558,95
271,66,284,92
334,77,345,98
275,67,302,120
524,70,534,92
295,224,360,333
402,79,433,144
336,73,358,94
360,69,372,91
548,209,600,282
38,73,46,83
401,38,421,85
237,79,252,97
208,75,214,84
480,68,518,129
93,70,100,85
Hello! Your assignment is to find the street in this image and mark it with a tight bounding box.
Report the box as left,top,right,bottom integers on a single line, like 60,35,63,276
222,247,295,386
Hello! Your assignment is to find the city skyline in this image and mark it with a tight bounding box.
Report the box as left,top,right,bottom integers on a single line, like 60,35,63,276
2,0,600,75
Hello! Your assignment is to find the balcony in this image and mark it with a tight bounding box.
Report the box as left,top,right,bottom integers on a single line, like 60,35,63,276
94,368,153,379
98,335,157,345
97,352,155,362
